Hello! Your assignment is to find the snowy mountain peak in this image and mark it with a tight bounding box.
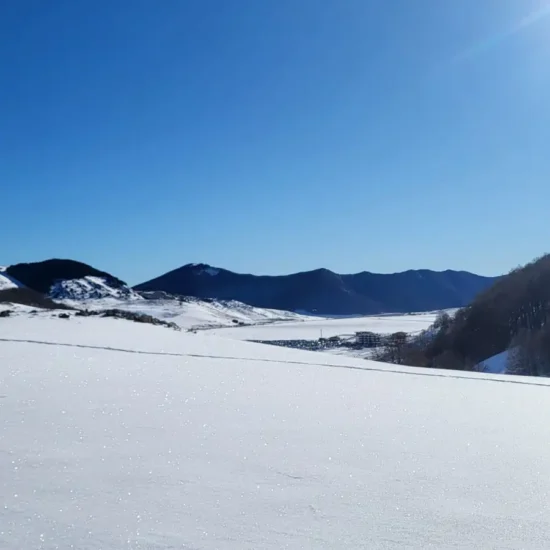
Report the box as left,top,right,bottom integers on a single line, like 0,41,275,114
49,276,142,302
187,263,221,276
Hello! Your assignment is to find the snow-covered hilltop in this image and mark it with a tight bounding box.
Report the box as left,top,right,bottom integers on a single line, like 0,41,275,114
0,259,143,311
50,275,142,302
4,258,129,297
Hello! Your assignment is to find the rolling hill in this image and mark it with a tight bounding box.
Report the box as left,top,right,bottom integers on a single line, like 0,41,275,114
5,259,140,302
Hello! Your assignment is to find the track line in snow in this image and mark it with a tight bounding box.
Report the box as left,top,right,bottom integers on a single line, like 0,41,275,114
0,337,548,388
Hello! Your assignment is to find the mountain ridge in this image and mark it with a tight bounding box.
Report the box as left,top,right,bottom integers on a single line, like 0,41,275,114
135,263,498,315
2,259,499,315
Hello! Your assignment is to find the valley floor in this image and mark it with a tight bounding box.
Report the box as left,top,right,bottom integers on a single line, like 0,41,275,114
58,297,443,339
205,311,441,341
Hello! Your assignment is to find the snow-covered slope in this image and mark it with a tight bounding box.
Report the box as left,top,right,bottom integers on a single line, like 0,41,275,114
0,266,23,290
75,297,312,330
50,276,143,303
479,349,509,374
2,316,550,549
141,298,311,329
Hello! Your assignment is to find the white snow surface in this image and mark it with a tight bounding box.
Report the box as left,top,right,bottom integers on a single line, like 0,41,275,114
0,266,23,291
479,350,510,374
78,297,312,330
0,302,35,314
2,316,550,548
50,276,143,303
206,311,441,341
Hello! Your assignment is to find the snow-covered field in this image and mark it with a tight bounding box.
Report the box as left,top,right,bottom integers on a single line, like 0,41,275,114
206,311,442,341
2,315,550,549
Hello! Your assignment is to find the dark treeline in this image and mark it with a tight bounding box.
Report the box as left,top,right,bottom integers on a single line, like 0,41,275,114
0,288,73,310
375,254,550,376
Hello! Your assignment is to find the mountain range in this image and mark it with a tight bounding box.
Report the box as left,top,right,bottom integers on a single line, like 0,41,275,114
1,259,497,314
135,263,497,315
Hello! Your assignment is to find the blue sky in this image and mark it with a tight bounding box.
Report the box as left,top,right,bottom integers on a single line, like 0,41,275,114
2,0,550,284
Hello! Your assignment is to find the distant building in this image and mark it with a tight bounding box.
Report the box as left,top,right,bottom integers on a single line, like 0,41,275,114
355,331,382,348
